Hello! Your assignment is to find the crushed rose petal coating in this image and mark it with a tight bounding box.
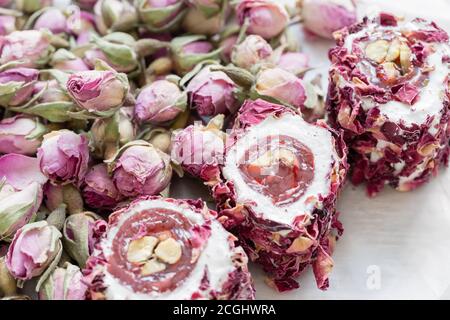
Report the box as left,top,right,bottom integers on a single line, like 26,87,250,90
327,13,450,195
83,196,255,300
207,99,348,291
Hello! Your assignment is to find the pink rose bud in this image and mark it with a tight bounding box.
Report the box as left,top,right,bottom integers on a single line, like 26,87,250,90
66,10,96,46
277,52,309,75
0,30,53,68
32,7,67,34
62,212,106,268
0,0,12,7
171,35,221,75
0,154,47,240
66,69,129,117
0,115,46,155
219,34,238,63
15,0,52,14
81,164,122,210
90,107,136,160
231,34,274,71
44,183,84,215
136,0,185,32
0,15,16,36
171,114,225,181
182,6,224,35
37,130,90,185
75,0,98,10
236,0,289,39
33,80,71,104
254,67,306,110
186,66,239,116
6,221,62,281
0,67,39,107
109,141,172,198
135,79,187,124
94,0,138,35
301,0,357,39
50,49,90,72
187,0,222,17
38,262,87,300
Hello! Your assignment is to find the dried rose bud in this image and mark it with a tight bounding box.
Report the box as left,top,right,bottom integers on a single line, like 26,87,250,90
75,0,98,10
171,114,225,181
66,10,97,46
6,221,62,281
38,262,87,300
33,79,72,104
143,128,172,154
66,68,129,118
0,154,47,240
90,107,136,160
84,32,139,74
50,49,90,72
0,30,54,68
0,0,12,7
231,34,274,72
15,0,52,14
108,141,173,198
219,34,238,63
186,66,239,117
136,0,186,32
182,6,224,35
277,52,309,75
236,0,289,39
0,68,39,108
171,35,221,75
94,0,137,35
187,0,223,17
0,15,16,36
0,115,46,155
30,7,67,34
254,67,306,110
135,79,187,125
37,130,89,185
0,256,17,298
301,0,357,39
81,164,121,210
62,212,106,268
44,183,84,215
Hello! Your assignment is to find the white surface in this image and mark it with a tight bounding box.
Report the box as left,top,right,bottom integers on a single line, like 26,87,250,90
261,0,450,300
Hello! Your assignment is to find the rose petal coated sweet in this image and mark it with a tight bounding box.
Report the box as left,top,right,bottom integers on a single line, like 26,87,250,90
327,14,450,195
208,99,348,291
83,196,255,300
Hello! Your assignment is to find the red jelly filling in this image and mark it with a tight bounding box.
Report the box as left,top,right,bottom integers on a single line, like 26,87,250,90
108,208,196,294
238,135,314,206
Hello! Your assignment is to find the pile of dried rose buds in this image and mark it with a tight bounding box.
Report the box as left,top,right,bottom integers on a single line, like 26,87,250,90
0,0,448,300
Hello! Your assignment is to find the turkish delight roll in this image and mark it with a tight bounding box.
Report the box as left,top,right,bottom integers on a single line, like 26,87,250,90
83,196,255,300
327,13,450,195
210,99,348,291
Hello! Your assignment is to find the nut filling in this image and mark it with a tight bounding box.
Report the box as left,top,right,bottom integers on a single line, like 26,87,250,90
108,208,200,293
238,135,315,206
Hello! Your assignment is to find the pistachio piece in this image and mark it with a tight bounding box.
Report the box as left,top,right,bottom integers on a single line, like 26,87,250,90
381,62,400,82
400,42,412,73
141,259,166,276
127,236,159,263
286,236,314,253
154,238,182,264
385,38,401,62
365,40,389,63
